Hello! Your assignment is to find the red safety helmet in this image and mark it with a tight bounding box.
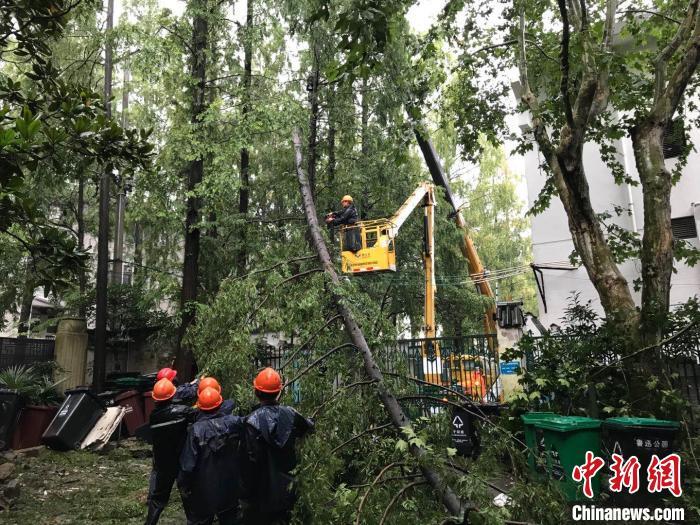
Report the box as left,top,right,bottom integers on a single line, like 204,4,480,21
157,367,177,382
198,377,221,394
253,367,282,394
197,387,223,411
152,378,176,402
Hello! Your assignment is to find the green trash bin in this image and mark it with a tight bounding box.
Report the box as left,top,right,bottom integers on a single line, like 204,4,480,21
536,416,602,501
521,412,558,477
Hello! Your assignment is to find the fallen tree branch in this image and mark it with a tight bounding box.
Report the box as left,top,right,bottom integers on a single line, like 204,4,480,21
307,422,394,475
294,128,466,517
347,473,422,489
444,460,511,495
329,422,393,456
356,462,409,525
378,480,428,525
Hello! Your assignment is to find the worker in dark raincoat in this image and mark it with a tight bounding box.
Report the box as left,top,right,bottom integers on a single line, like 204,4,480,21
241,368,314,525
174,375,221,406
178,386,243,525
145,378,196,525
154,366,200,405
325,195,360,252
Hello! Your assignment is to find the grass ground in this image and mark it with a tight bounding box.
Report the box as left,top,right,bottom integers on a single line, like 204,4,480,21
4,440,186,525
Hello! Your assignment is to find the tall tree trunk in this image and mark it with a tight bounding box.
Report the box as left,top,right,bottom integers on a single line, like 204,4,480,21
175,0,209,381
631,123,673,346
307,43,320,197
293,128,465,518
359,76,369,217
113,67,130,285
556,151,639,331
133,221,142,277
93,0,114,392
17,261,34,338
77,172,86,318
237,0,253,277
327,84,336,185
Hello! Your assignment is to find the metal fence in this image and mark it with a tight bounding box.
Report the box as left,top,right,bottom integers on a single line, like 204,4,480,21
379,335,501,403
525,328,700,409
0,337,55,370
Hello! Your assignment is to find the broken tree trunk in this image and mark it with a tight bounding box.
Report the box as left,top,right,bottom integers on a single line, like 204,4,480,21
292,128,465,518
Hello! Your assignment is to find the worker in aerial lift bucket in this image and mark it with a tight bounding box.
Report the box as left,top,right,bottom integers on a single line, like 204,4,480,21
240,368,314,525
325,194,360,251
178,386,243,525
144,378,196,525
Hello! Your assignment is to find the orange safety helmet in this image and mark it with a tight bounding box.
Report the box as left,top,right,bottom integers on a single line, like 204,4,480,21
198,376,221,394
197,386,223,411
152,378,176,402
253,367,282,394
157,367,177,382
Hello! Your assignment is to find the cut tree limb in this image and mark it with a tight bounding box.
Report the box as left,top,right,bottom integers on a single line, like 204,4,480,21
292,128,466,518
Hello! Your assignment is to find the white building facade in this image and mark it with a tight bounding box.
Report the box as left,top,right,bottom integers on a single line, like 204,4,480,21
522,125,700,328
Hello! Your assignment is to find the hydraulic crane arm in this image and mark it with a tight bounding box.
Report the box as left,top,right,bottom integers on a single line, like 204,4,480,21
387,181,433,238
414,128,497,335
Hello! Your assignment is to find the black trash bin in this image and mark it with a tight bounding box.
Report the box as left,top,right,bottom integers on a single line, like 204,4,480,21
42,388,106,451
451,403,503,458
601,417,681,506
0,389,23,450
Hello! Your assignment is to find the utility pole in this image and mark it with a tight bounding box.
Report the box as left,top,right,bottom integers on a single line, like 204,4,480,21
113,66,129,285
94,0,114,393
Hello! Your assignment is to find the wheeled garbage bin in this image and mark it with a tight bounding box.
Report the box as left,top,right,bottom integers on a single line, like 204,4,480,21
42,388,105,450
521,412,557,478
601,417,681,506
535,416,602,501
0,389,23,450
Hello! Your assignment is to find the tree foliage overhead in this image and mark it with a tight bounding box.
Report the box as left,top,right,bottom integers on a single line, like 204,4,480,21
3,0,698,522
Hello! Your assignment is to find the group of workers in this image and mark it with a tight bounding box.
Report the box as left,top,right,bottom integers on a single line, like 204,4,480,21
145,366,313,525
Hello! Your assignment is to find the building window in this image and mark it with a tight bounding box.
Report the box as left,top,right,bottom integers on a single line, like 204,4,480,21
671,216,698,240
663,119,686,159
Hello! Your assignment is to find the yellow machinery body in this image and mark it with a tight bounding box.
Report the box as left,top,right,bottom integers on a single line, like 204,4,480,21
340,220,396,274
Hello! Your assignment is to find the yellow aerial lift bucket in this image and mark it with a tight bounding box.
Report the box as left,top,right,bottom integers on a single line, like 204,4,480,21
341,220,396,274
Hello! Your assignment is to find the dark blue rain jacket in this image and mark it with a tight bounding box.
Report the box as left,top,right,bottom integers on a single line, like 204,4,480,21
178,404,244,520
241,404,314,513
173,380,199,405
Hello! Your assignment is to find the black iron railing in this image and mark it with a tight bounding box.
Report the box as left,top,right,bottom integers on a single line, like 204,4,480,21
0,337,55,370
379,335,501,403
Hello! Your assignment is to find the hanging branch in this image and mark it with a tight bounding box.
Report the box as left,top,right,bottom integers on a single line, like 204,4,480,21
280,314,342,371
282,343,356,390
245,268,323,323
378,480,428,525
293,127,466,518
310,379,378,418
232,254,316,281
